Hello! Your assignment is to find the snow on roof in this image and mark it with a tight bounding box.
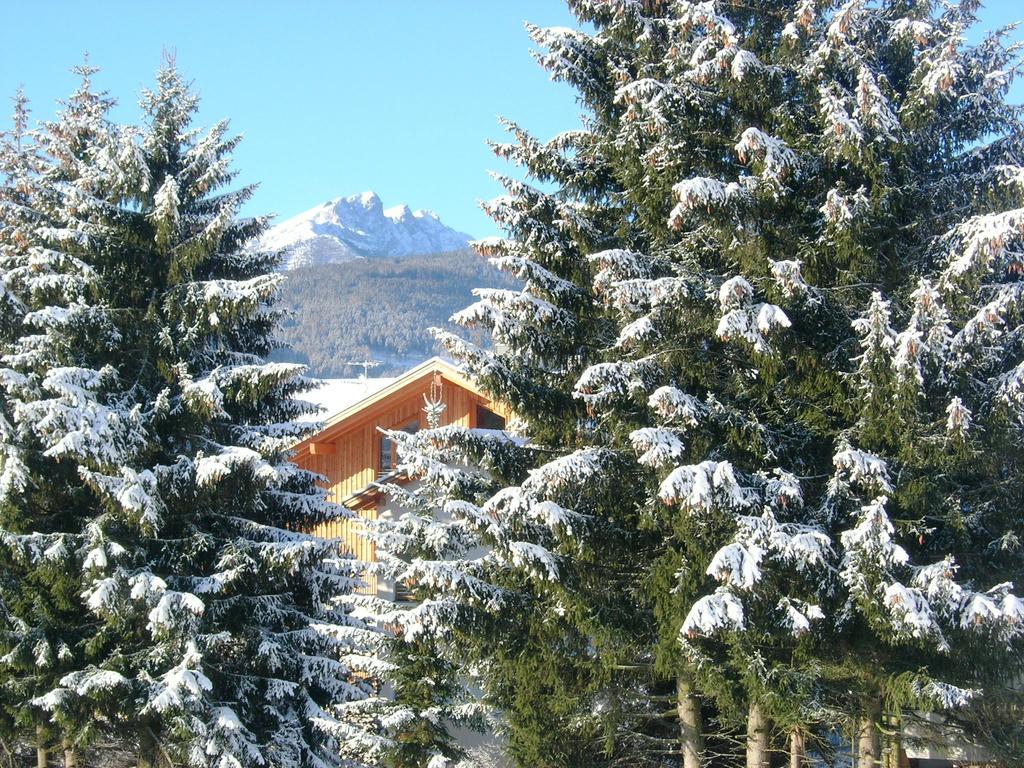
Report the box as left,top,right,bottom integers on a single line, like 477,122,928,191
296,376,397,422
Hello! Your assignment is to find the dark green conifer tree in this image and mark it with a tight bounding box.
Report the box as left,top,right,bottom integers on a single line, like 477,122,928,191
0,66,119,768
391,2,1024,767
3,60,389,768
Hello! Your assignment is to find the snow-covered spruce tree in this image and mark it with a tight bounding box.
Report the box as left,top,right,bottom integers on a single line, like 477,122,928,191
416,24,709,767
369,421,607,768
364,408,483,768
371,367,721,766
0,85,48,761
424,0,1024,766
374,9,723,767
3,61,389,767
423,3,783,765
0,69,119,766
572,0,1024,765
379,633,466,768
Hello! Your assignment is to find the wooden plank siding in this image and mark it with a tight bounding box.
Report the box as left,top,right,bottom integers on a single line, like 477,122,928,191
291,360,513,596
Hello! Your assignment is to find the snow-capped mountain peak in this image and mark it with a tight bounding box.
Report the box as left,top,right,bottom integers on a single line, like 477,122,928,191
384,203,412,219
261,191,473,270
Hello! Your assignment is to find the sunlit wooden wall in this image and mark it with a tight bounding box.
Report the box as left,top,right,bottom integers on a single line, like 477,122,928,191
295,370,512,596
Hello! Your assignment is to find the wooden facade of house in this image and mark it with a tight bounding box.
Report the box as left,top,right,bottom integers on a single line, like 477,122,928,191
290,357,513,596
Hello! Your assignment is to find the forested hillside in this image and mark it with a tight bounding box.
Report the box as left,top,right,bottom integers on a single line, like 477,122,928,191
272,249,517,376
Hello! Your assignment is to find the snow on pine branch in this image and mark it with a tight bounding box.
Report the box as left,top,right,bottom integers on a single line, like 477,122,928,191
768,259,811,299
614,315,659,349
915,680,979,711
675,0,738,44
587,248,651,296
669,177,751,226
615,77,678,129
706,542,764,590
453,288,571,328
476,486,585,540
81,466,165,532
919,38,964,97
147,590,206,637
186,362,306,413
600,276,694,319
734,127,799,188
648,386,704,426
451,288,575,354
527,24,602,93
16,367,148,470
675,2,772,86
573,356,660,408
587,248,695,319
832,444,893,495
502,541,560,582
683,506,830,642
705,510,831,592
941,207,1024,287
400,559,508,616
852,291,896,387
944,397,972,440
781,0,816,42
430,330,504,383
151,175,180,248
658,460,756,513
521,447,617,502
891,280,951,389
145,641,213,714
484,251,582,302
818,85,864,155
950,283,1024,355
629,427,686,468
855,66,900,142
715,275,791,354
205,706,265,768
777,597,825,636
820,186,869,229
0,529,76,566
194,445,279,488
840,496,909,605
881,557,1024,647
37,668,129,710
680,588,744,638
186,273,283,326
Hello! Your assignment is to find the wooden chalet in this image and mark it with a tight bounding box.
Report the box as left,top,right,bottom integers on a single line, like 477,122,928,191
290,357,513,598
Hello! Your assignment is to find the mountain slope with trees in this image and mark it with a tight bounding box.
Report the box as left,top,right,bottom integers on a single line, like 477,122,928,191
273,250,519,376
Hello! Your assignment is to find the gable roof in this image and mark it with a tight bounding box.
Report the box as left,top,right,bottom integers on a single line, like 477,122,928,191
290,356,486,456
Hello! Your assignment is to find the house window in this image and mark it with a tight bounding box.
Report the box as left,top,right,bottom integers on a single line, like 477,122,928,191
394,577,414,603
475,404,506,430
379,419,419,475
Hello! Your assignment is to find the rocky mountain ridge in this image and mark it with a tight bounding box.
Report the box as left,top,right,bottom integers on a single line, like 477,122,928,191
260,191,474,270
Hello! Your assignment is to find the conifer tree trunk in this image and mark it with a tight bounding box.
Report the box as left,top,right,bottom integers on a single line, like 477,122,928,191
62,740,76,768
137,727,158,768
857,697,882,767
789,728,804,768
676,672,703,768
35,725,48,768
884,710,903,768
746,701,770,768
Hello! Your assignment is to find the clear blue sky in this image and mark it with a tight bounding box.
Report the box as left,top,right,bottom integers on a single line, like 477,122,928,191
2,1,1021,238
